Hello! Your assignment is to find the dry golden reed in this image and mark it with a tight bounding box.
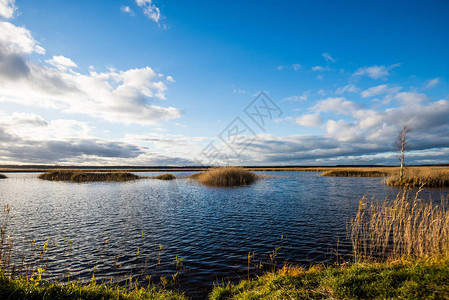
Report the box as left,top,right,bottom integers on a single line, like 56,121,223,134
386,167,449,188
190,167,257,187
321,170,387,177
152,174,176,180
350,188,449,261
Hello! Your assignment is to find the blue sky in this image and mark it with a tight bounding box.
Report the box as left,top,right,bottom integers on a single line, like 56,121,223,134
0,0,448,165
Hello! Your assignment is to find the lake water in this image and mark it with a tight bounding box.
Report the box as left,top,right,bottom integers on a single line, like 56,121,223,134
0,172,447,298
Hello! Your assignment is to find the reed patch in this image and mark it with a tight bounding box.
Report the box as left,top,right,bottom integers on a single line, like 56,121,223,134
152,174,176,180
349,189,449,261
189,167,257,187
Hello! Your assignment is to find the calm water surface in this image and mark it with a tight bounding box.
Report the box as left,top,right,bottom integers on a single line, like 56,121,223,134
0,172,447,298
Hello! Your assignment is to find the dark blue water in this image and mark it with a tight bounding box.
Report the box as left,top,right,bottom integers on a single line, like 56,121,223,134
0,172,447,298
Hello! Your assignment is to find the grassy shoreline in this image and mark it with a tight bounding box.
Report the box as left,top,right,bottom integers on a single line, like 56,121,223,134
210,258,449,299
2,258,448,299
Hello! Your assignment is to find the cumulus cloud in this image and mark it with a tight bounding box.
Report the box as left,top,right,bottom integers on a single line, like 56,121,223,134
312,97,360,116
394,92,428,105
120,6,134,16
135,0,161,23
0,20,181,125
353,63,400,79
295,114,322,127
0,0,16,19
46,55,78,71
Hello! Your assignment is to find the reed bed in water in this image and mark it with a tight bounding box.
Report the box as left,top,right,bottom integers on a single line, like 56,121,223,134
349,189,449,261
189,167,257,187
386,168,449,188
152,174,176,180
38,170,140,182
321,170,388,177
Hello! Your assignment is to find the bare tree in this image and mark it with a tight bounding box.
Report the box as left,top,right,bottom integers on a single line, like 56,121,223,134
395,125,410,180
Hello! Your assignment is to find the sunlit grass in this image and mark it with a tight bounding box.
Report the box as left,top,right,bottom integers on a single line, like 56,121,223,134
189,167,257,187
0,273,187,300
210,258,449,299
386,168,449,188
38,170,141,182
152,174,176,180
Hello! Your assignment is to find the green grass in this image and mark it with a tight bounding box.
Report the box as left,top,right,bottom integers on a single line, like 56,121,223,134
210,258,449,299
152,174,176,180
0,273,187,299
0,174,7,179
38,170,141,182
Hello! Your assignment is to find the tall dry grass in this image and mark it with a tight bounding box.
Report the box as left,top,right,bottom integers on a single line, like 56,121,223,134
349,189,449,261
386,167,449,188
190,167,257,187
152,174,176,180
321,170,387,177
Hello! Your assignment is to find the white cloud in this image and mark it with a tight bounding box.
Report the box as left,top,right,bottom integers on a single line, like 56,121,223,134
361,84,389,98
312,65,331,72
322,52,336,62
353,63,400,79
325,119,360,142
335,84,359,94
0,20,181,125
424,77,440,89
121,6,134,16
46,55,78,71
295,113,322,127
0,21,45,54
312,97,360,116
0,0,16,19
166,75,175,82
394,92,428,105
277,64,300,71
360,84,401,99
135,0,161,23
